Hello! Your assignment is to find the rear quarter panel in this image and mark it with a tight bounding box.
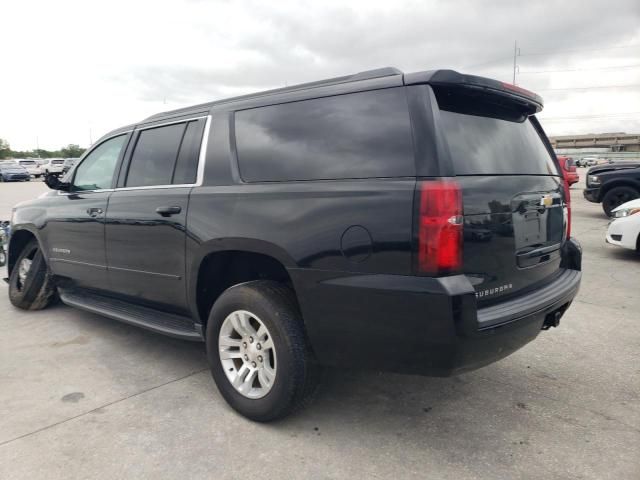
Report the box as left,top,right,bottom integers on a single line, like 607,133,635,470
186,179,416,274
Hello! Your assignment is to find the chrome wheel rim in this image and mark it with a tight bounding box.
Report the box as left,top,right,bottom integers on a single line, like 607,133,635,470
18,258,33,287
218,310,277,399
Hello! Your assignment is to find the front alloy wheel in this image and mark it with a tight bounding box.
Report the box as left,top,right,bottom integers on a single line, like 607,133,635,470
9,238,57,310
17,257,33,289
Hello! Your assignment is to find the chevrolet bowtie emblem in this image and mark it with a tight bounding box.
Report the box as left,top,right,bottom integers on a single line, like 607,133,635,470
540,195,553,207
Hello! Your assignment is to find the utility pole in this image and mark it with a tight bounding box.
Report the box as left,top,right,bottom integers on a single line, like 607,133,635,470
512,40,520,85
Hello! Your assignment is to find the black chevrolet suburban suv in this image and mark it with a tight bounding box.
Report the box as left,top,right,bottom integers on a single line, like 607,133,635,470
583,162,640,216
8,68,581,421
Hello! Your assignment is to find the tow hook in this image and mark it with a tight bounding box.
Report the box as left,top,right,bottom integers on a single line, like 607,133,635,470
542,310,562,330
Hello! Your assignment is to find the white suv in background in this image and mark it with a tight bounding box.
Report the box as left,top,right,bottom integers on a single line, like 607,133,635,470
16,159,44,178
41,158,65,175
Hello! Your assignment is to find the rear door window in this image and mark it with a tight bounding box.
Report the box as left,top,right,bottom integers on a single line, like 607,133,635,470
126,123,186,187
235,88,415,181
125,119,205,187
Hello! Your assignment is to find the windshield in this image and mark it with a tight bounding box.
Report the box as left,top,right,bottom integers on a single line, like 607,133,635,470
52,160,65,164
19,160,37,166
439,111,559,176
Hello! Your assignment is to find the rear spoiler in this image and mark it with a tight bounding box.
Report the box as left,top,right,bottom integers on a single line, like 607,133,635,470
404,69,543,114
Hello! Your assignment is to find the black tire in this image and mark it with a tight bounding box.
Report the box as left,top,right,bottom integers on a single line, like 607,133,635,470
9,239,57,310
602,186,640,216
206,280,321,422
0,248,6,267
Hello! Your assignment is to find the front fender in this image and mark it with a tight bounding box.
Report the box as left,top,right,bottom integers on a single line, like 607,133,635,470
7,226,44,275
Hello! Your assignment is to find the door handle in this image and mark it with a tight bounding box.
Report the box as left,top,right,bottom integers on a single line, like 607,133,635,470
86,207,103,217
155,206,182,217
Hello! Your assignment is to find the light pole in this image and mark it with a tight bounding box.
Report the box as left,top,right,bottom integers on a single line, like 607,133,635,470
512,40,520,85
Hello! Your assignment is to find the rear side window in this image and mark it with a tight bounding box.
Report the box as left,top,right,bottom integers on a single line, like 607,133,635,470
126,120,204,187
235,88,414,181
438,111,558,176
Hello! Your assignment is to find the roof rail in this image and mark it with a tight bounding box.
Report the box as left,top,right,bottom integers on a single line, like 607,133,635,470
350,67,403,81
141,67,403,122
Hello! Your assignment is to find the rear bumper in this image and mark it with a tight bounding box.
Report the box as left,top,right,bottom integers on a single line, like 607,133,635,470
583,187,600,203
292,238,582,376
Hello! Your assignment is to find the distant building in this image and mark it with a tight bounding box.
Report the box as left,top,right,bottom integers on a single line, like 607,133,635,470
549,133,640,152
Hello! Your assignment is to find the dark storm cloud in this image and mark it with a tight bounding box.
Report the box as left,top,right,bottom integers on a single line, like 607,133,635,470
122,0,640,105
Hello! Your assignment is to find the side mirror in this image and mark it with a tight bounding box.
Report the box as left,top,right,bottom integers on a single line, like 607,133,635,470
44,173,70,192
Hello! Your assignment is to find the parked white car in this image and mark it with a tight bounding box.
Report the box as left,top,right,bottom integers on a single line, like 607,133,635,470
16,159,44,178
577,156,600,167
606,198,640,252
41,158,66,175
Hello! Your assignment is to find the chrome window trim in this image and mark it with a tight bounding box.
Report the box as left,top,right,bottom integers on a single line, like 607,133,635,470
57,189,114,195
56,115,211,195
137,115,207,131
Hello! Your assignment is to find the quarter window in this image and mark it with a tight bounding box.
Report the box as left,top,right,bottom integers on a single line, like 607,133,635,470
234,88,415,182
73,135,126,191
172,119,205,185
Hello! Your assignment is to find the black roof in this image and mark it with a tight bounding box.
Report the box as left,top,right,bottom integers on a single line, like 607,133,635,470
97,66,544,142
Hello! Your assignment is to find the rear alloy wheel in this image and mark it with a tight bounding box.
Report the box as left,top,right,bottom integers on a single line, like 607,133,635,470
602,186,640,217
218,310,277,399
9,239,57,310
206,280,321,422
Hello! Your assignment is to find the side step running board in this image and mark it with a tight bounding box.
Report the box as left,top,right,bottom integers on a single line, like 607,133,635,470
58,288,203,341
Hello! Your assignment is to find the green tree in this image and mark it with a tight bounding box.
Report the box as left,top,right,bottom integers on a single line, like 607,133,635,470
61,144,85,158
0,138,10,159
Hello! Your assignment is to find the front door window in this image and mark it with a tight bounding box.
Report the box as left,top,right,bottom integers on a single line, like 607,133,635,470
73,135,126,191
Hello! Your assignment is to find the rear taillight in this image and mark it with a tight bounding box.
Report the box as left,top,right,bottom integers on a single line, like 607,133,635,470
562,178,572,238
415,180,463,275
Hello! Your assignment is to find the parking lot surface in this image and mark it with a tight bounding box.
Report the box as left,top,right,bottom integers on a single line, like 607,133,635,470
0,176,639,479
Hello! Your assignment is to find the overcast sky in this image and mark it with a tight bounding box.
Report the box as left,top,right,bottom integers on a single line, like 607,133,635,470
1,0,639,150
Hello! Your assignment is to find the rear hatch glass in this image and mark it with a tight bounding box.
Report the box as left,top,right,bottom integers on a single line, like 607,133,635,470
434,86,565,305
439,111,558,176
